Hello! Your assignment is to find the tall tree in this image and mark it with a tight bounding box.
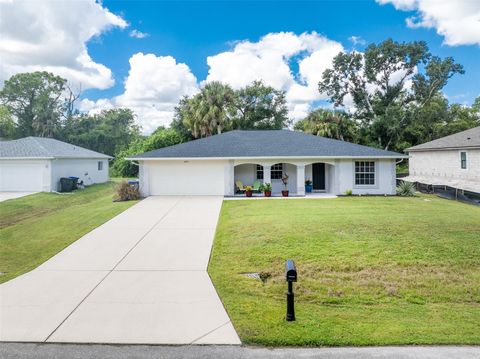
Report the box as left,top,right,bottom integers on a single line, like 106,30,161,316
231,80,289,130
176,82,234,138
176,80,290,139
319,39,464,151
201,81,235,135
434,99,480,138
113,127,184,177
0,72,67,137
60,109,140,156
294,109,358,142
0,105,16,139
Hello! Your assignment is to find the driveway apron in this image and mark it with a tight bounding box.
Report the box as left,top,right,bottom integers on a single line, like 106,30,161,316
0,196,240,344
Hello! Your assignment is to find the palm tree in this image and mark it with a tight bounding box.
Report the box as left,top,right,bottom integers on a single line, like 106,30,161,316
201,81,234,135
297,109,358,142
178,96,202,138
180,82,235,138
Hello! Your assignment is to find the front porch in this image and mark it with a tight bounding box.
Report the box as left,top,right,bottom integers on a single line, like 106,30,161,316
225,192,338,200
228,160,336,197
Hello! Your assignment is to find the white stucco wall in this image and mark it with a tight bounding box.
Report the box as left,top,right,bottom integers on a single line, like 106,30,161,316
50,158,109,191
335,158,396,195
271,163,297,193
142,159,229,196
234,163,257,187
409,149,479,181
139,158,397,196
0,159,51,191
233,162,297,194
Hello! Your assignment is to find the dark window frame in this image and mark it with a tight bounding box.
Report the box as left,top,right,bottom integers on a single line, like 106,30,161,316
98,161,103,171
256,164,264,180
271,163,283,180
354,161,375,186
460,151,467,169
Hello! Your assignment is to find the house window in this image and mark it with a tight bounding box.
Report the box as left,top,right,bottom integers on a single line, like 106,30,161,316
355,161,375,185
98,161,103,171
256,165,264,180
460,152,467,169
271,163,283,179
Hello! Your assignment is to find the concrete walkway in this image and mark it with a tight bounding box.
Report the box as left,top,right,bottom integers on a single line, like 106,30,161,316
0,196,240,345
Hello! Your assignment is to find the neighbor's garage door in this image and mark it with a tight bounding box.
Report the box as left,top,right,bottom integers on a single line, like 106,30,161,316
147,160,226,195
0,162,45,191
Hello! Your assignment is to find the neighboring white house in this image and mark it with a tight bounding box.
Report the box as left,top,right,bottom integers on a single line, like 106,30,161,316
405,126,480,193
0,137,111,192
128,130,406,197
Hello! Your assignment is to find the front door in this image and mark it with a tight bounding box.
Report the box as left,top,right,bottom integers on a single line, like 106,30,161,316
312,163,325,190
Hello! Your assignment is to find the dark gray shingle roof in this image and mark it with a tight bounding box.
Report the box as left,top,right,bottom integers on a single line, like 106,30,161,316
406,126,480,152
132,130,404,159
0,137,111,159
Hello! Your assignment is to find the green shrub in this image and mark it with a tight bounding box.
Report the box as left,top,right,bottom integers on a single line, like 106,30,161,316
345,189,353,196
396,181,416,196
112,128,184,177
260,183,272,192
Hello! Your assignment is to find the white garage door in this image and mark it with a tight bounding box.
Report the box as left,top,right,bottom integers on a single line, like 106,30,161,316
0,162,45,191
147,160,227,195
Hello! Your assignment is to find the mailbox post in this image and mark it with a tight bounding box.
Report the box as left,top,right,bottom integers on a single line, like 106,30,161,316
285,259,297,321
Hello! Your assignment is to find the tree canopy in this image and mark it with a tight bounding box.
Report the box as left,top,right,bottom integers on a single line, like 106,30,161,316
0,72,69,138
1,38,478,179
294,109,358,142
173,80,290,139
112,127,184,177
59,108,141,156
231,80,289,130
318,39,467,151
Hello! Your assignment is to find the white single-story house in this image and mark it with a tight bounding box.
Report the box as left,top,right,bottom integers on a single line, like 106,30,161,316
128,130,406,197
405,126,480,194
0,137,111,192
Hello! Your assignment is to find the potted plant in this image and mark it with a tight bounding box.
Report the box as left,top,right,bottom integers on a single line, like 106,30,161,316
261,183,272,197
305,179,313,193
245,185,253,197
281,173,289,197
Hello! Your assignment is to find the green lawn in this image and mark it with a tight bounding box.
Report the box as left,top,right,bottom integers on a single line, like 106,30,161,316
209,195,480,346
0,182,137,284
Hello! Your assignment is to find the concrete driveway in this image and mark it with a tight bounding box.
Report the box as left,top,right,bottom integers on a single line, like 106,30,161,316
0,192,37,202
0,196,240,345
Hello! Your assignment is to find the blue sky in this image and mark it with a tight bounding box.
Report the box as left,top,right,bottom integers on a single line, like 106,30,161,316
87,0,479,103
1,0,479,133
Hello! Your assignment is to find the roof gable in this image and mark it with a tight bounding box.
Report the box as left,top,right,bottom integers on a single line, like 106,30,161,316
132,130,404,159
0,137,111,159
406,126,480,152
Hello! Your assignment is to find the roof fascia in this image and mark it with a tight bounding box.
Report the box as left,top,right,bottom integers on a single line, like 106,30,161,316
127,155,408,161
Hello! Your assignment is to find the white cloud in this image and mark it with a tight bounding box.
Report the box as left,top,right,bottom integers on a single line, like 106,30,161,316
82,53,199,133
0,0,127,89
80,32,418,133
377,0,480,46
205,32,344,121
129,29,149,39
348,36,367,46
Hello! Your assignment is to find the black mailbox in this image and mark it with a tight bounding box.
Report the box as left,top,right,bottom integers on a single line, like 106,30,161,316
285,259,297,321
285,260,297,282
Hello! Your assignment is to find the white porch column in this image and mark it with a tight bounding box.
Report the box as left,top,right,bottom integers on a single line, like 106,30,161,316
262,163,271,185
224,160,234,196
139,161,150,197
296,164,305,196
